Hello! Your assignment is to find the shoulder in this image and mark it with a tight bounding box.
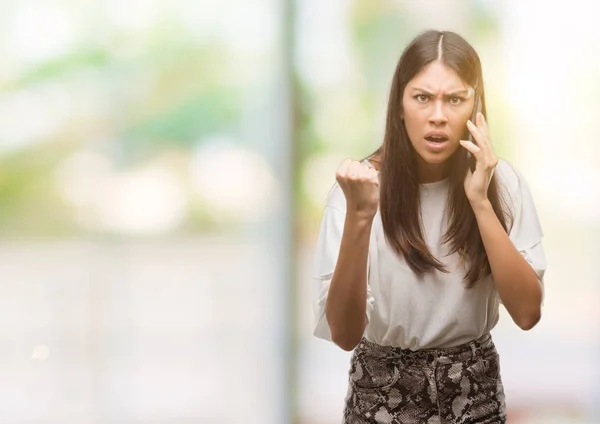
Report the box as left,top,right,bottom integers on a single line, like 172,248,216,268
495,158,529,199
495,159,544,244
495,158,541,224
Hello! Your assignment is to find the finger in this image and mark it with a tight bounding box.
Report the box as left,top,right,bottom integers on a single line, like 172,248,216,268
336,159,350,177
337,158,351,172
347,160,363,178
459,139,484,162
471,115,499,166
462,139,499,175
367,168,380,186
360,162,375,174
466,119,492,156
336,159,352,185
476,113,489,140
476,113,495,158
467,119,485,145
361,163,379,179
474,113,494,151
354,161,374,176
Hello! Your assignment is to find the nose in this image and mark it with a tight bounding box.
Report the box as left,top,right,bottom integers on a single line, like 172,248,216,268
429,101,448,125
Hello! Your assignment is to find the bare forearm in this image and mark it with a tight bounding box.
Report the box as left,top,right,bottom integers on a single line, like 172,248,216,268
325,213,372,350
472,200,543,330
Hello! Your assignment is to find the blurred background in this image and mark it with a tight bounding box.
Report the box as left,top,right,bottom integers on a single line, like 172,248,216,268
0,0,598,423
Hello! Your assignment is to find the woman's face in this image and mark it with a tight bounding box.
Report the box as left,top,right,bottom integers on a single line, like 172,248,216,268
402,61,475,180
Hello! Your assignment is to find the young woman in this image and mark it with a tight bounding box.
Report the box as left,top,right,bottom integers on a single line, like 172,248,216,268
311,30,546,423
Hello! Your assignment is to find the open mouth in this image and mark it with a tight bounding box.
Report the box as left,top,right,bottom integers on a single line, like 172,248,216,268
423,132,450,152
425,135,449,143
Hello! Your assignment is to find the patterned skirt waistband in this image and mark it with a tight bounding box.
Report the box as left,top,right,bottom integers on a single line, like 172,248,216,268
356,333,495,364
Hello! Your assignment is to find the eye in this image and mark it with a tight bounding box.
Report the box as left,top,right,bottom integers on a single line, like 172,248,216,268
415,94,429,103
449,96,463,105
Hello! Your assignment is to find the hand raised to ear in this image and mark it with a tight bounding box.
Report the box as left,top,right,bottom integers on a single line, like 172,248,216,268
459,113,498,207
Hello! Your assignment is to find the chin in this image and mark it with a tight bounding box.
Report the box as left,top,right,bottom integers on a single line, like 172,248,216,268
418,151,453,165
416,144,460,164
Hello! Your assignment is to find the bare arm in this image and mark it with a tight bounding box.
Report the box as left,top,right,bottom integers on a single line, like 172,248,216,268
472,201,542,330
325,159,379,351
325,213,373,351
462,114,543,331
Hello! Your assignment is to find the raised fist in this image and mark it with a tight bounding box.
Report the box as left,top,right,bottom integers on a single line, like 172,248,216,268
335,159,380,220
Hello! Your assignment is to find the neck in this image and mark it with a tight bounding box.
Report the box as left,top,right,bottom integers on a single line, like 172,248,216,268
417,158,449,184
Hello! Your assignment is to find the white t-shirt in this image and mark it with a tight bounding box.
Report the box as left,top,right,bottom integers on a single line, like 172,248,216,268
311,159,546,350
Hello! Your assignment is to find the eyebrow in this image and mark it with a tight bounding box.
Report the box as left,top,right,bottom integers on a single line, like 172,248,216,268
411,87,472,97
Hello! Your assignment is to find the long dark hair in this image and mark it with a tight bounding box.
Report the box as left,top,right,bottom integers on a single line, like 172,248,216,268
370,30,512,288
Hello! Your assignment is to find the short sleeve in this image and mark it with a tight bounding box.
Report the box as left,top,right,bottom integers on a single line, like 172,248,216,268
498,160,547,284
311,184,375,342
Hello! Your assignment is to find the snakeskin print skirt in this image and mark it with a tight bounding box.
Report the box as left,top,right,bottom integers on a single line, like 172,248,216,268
343,333,506,423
